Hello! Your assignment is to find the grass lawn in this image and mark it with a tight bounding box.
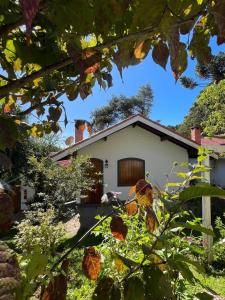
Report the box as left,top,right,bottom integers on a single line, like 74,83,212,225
186,268,225,299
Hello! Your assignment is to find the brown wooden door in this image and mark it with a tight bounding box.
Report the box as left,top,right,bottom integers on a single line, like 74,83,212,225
12,185,21,212
87,158,103,204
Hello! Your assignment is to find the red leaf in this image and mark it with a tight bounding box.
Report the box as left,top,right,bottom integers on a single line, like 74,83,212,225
135,179,152,195
3,104,12,113
65,136,74,146
19,0,41,42
42,260,69,300
152,40,169,70
82,247,101,280
110,216,128,241
84,62,100,74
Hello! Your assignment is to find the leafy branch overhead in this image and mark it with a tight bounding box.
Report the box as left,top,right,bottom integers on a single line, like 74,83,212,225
0,0,225,148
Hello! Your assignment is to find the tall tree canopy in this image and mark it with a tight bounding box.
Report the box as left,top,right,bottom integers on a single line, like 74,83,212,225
177,80,225,137
0,0,225,149
180,52,225,89
91,84,153,131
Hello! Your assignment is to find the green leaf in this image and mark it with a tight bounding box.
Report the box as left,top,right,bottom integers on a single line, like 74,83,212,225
4,40,16,62
195,292,213,300
188,16,212,64
143,266,175,299
0,117,19,150
168,260,195,283
170,222,215,236
124,276,145,300
190,244,205,255
132,0,166,30
48,106,62,122
179,183,225,201
210,0,225,45
25,248,48,280
65,83,79,101
173,253,205,273
161,199,180,212
170,42,187,80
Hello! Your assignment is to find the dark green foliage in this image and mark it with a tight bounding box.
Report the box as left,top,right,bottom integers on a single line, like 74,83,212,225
180,52,225,89
0,134,61,183
143,266,175,300
25,155,94,221
124,276,145,300
177,80,225,137
91,84,153,131
92,277,121,300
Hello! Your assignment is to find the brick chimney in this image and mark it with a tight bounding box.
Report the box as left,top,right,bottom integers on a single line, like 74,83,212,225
191,127,202,144
75,120,86,143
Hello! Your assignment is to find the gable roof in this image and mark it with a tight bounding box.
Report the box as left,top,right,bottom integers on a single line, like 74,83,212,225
51,115,217,161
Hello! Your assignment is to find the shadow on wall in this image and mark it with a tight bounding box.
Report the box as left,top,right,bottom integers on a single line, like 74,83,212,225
185,197,225,224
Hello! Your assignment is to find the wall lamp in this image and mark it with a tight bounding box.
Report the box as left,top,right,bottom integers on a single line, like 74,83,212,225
104,159,109,168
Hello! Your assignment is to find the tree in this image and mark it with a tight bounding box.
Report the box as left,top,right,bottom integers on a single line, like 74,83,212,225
24,155,95,220
0,0,225,148
0,133,62,182
180,52,225,89
177,80,225,137
91,84,153,131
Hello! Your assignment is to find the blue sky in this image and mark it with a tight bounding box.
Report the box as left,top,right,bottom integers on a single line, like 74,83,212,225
44,38,224,140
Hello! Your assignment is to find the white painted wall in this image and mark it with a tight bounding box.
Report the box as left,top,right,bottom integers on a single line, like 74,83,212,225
213,158,225,188
78,126,189,199
21,185,35,210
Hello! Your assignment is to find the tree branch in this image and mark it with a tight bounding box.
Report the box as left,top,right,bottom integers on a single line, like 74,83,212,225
0,19,23,37
0,58,73,98
0,4,208,99
0,27,156,98
17,91,64,117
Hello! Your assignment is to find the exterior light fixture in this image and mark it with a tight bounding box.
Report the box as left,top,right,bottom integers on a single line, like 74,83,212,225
104,159,109,168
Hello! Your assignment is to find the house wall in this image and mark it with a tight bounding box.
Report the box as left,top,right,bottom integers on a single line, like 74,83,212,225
77,126,189,199
20,185,35,210
213,158,225,188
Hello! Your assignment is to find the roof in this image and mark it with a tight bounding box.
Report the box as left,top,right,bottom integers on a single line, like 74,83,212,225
56,159,72,167
51,114,217,161
201,137,225,146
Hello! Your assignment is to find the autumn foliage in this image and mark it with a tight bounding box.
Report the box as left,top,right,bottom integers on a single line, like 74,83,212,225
110,216,128,241
1,1,225,149
82,247,101,281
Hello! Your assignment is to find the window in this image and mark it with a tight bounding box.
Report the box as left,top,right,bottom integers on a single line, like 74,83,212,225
118,158,145,186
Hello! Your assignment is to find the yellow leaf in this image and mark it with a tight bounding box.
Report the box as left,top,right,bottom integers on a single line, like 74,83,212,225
128,185,136,196
149,254,167,271
134,40,151,60
15,119,21,125
33,77,42,87
136,193,151,207
30,125,43,137
146,208,159,233
13,58,22,71
114,257,127,273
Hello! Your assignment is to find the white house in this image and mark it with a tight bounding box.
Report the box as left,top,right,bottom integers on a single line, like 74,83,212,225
51,114,221,203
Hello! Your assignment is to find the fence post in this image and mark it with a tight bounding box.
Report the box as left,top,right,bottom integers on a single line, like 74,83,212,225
202,154,213,263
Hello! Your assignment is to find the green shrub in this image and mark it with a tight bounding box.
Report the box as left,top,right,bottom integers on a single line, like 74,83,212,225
212,213,225,271
14,207,65,255
24,155,95,221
